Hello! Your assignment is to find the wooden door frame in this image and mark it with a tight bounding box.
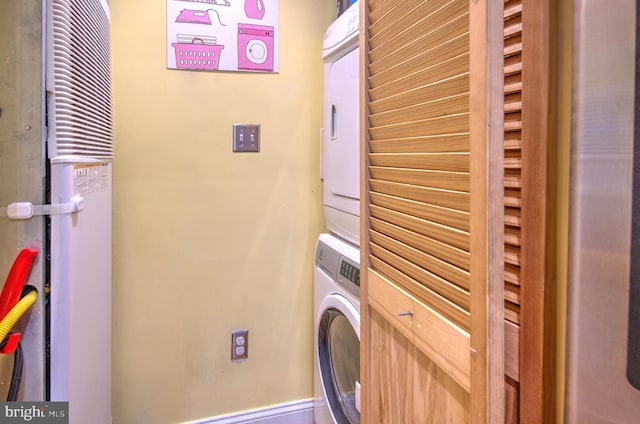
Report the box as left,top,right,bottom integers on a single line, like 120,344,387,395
470,0,505,421
519,0,557,421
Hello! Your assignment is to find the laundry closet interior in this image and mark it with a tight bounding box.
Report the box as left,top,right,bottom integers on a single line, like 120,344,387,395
2,0,640,423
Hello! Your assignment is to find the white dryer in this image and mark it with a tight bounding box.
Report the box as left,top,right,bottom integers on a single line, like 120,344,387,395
322,3,360,247
314,233,361,424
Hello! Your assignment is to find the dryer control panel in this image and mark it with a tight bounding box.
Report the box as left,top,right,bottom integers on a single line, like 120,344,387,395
315,237,360,300
322,1,359,60
339,258,360,288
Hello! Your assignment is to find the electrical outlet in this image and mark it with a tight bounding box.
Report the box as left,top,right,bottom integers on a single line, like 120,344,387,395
231,329,249,361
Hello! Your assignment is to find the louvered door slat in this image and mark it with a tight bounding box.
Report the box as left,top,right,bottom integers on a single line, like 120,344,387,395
504,36,522,57
369,0,469,56
504,131,522,149
368,34,469,90
504,92,522,113
505,263,520,285
368,0,421,38
369,153,469,172
371,231,471,293
505,245,521,266
370,93,469,127
369,167,470,191
369,14,469,75
504,76,522,95
504,207,520,228
504,169,522,188
504,0,522,18
369,113,470,139
505,151,522,169
505,283,521,304
369,134,469,153
504,111,522,132
504,189,521,208
370,217,470,270
504,21,522,39
370,180,469,211
505,302,520,325
370,204,470,250
504,54,522,76
505,226,521,246
369,241,471,308
369,191,469,231
369,75,470,115
369,0,467,47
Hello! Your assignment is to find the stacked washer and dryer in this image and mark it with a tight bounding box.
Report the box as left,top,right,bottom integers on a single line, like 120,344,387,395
314,3,361,424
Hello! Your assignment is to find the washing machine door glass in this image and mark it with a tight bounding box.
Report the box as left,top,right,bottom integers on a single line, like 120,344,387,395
319,308,360,424
246,40,268,64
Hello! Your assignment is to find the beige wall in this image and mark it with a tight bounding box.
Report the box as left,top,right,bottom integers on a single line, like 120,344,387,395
111,1,334,422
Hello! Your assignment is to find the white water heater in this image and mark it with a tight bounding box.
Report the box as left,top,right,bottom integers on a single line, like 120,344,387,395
0,1,112,422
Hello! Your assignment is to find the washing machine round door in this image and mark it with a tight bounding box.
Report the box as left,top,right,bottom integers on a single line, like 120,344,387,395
246,40,268,64
317,295,360,424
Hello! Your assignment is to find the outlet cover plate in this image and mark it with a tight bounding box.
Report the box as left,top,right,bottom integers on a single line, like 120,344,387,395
233,124,260,152
231,329,249,361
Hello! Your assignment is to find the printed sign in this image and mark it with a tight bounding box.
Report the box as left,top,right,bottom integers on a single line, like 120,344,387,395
0,402,68,424
73,164,109,196
166,0,279,73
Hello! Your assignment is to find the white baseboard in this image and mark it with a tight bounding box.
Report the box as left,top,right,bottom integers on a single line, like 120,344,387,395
181,398,314,424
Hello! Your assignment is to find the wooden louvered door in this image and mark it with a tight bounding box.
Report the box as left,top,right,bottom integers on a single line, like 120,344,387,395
360,0,504,422
504,0,556,422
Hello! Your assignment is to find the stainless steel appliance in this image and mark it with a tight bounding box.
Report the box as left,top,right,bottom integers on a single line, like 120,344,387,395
566,0,640,421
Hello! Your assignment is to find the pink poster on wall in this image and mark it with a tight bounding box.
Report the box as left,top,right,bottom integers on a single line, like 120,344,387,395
166,0,279,73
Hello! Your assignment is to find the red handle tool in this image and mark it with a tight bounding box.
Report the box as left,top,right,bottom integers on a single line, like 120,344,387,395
0,248,38,353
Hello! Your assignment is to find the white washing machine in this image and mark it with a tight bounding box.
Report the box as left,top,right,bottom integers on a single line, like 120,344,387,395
314,233,361,424
322,3,360,247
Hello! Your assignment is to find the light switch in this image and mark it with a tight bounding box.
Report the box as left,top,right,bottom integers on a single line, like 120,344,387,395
233,124,260,152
